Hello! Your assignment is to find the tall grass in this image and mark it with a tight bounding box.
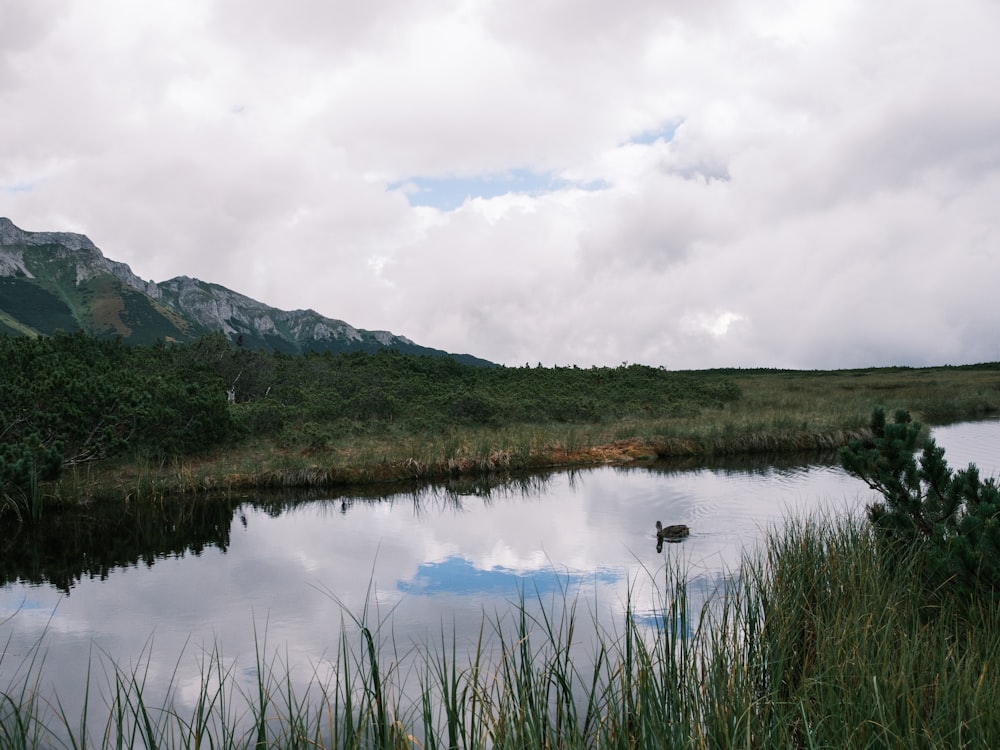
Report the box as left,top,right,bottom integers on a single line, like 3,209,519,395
4,514,999,748
744,516,1000,747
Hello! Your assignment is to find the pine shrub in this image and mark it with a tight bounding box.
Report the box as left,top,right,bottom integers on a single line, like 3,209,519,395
840,407,1000,606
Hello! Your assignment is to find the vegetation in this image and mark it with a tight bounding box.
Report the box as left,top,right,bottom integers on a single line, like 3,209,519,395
4,332,1000,512
2,332,742,513
841,407,1000,607
0,333,235,519
0,277,80,334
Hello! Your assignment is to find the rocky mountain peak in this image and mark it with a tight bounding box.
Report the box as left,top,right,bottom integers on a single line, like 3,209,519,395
0,217,98,253
0,218,491,365
0,217,159,297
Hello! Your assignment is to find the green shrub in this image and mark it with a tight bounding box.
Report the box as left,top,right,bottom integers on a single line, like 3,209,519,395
840,407,1000,605
0,333,238,519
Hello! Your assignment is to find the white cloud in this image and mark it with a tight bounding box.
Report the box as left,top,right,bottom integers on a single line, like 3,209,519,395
2,0,999,368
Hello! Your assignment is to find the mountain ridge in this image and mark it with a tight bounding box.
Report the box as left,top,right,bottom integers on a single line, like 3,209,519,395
0,217,493,365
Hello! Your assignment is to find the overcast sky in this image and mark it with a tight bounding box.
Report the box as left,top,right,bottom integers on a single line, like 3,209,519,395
2,0,999,369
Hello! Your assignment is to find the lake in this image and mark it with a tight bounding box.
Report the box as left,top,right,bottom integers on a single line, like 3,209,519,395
2,419,999,730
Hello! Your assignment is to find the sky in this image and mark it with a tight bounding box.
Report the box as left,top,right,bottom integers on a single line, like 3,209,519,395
2,0,999,369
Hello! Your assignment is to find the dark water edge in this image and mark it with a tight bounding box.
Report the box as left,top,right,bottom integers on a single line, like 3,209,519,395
0,475,546,592
0,448,843,594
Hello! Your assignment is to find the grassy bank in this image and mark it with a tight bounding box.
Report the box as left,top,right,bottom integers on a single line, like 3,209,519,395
53,363,1000,501
4,514,997,748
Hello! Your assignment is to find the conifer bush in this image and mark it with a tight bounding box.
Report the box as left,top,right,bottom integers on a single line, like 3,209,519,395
840,407,1000,605
0,333,237,519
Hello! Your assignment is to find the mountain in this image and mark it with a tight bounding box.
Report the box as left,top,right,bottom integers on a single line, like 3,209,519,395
0,218,493,365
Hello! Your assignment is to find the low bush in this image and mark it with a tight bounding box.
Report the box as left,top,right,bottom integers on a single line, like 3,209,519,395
841,407,1000,608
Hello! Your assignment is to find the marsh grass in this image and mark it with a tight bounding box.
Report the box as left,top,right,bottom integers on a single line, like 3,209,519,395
4,513,998,748
749,517,1000,747
43,364,1000,504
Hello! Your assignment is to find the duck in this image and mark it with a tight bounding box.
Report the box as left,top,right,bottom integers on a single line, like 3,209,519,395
656,521,690,541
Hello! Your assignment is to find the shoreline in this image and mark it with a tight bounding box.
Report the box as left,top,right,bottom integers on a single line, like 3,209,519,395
53,425,879,502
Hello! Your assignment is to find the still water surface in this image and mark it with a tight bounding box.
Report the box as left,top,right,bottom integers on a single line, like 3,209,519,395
2,420,998,721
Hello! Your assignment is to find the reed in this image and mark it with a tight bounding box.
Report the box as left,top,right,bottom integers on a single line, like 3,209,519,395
745,515,1000,747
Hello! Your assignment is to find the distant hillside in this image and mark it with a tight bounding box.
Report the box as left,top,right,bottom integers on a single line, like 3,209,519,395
0,217,493,365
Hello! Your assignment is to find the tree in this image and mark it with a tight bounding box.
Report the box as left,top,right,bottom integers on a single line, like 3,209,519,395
840,408,1000,604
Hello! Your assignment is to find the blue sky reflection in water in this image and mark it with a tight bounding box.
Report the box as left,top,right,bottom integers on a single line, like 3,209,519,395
2,421,999,727
398,555,620,596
